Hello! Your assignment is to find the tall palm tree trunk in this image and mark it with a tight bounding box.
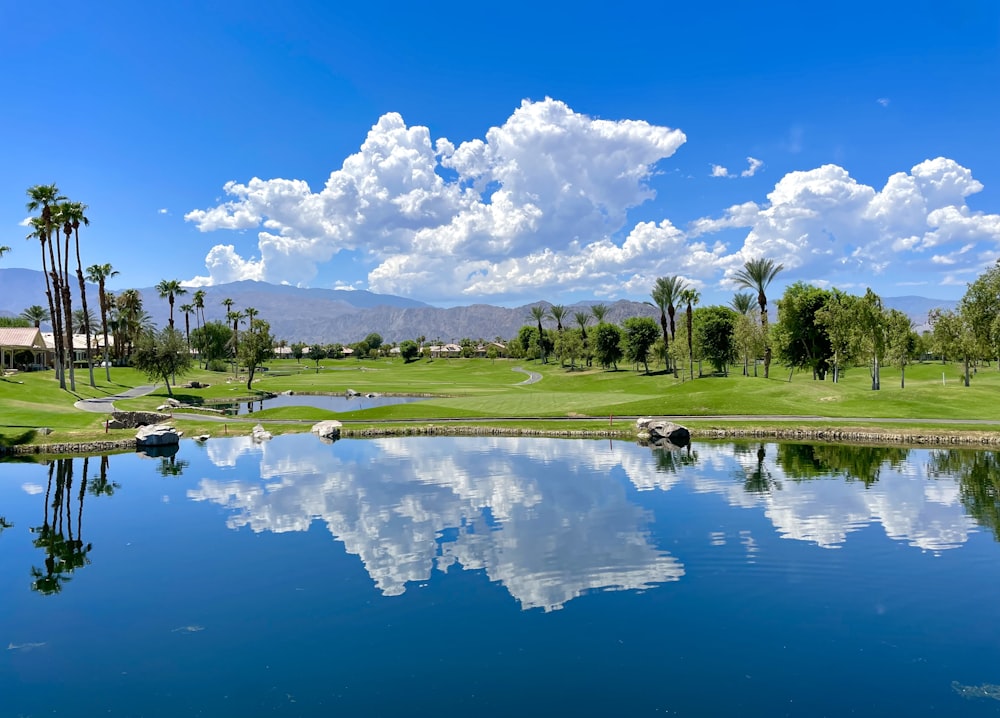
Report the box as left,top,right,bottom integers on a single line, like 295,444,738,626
74,228,95,387
60,227,76,391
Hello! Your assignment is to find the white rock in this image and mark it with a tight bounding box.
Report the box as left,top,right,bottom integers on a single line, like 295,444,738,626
136,424,182,447
311,420,343,440
251,423,273,442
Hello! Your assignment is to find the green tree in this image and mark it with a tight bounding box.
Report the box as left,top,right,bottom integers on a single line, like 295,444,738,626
131,328,192,396
730,292,761,376
959,261,1000,363
309,344,327,372
291,342,306,363
238,318,274,390
86,263,119,380
623,316,659,374
363,332,384,357
399,339,419,362
554,328,585,369
814,289,857,383
694,305,737,374
155,279,187,330
885,308,916,388
548,304,566,332
517,325,541,360
733,257,784,379
930,308,975,387
593,322,623,370
191,321,233,364
856,289,888,390
773,282,832,380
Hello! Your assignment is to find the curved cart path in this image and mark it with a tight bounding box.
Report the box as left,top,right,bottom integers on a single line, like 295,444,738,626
74,385,159,413
512,366,542,385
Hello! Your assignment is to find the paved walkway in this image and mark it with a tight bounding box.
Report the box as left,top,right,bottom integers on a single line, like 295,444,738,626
512,366,542,385
74,385,158,413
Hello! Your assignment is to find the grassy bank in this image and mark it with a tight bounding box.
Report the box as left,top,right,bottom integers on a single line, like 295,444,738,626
3,357,1000,453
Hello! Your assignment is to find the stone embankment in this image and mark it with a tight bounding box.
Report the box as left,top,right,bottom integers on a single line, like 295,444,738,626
4,439,138,455
700,427,1000,446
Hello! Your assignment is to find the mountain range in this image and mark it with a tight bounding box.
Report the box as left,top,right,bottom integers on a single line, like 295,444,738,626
0,268,958,344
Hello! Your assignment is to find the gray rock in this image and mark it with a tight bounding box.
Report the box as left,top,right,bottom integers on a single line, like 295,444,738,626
136,424,183,447
636,417,690,446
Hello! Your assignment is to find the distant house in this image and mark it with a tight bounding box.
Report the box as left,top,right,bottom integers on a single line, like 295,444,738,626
429,343,462,358
0,327,48,371
42,332,99,367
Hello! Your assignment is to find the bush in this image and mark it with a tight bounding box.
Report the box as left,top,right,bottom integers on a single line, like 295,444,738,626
206,359,229,372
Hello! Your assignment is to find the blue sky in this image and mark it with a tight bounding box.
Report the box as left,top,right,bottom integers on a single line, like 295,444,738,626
2,0,998,307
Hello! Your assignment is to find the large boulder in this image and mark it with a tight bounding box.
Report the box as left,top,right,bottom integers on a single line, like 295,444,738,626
136,423,183,447
251,423,273,442
636,418,690,447
311,420,342,442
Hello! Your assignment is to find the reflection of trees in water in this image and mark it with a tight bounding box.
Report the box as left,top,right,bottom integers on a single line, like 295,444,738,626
156,454,190,477
29,457,104,595
928,449,1000,540
734,443,777,494
777,443,910,487
0,515,12,535
88,455,120,497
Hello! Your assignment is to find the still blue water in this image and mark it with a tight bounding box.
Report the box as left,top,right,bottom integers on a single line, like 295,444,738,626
2,436,1000,716
219,393,422,415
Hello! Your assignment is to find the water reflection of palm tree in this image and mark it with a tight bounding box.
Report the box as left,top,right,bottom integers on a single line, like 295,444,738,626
30,458,94,595
741,443,778,494
88,455,120,497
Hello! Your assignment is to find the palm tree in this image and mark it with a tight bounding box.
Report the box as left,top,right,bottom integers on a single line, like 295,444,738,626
86,263,119,380
59,201,97,386
680,287,700,381
227,308,245,372
53,202,80,390
72,308,97,335
192,289,206,330
116,289,144,361
733,257,784,379
574,312,591,366
26,185,67,387
179,303,194,349
0,245,10,259
591,303,609,324
548,304,566,332
730,291,754,315
155,279,187,330
21,305,50,328
651,276,688,372
528,305,548,363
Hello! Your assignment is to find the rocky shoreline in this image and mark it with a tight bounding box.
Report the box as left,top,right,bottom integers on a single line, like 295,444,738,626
4,423,1000,457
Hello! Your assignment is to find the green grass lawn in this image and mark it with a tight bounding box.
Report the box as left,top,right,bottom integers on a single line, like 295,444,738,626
3,357,999,450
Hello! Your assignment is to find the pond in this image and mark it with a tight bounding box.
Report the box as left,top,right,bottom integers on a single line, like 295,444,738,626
214,392,424,415
2,435,1000,716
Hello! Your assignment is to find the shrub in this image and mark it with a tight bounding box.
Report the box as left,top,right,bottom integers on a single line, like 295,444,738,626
206,359,229,372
